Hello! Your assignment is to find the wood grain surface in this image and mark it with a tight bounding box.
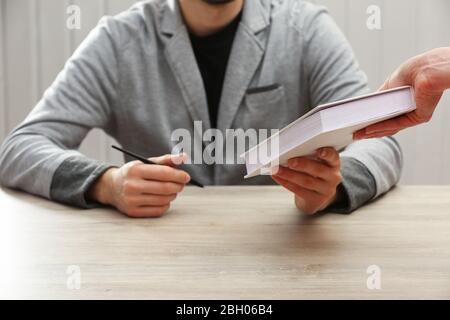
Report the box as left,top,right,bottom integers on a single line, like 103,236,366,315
1,186,450,299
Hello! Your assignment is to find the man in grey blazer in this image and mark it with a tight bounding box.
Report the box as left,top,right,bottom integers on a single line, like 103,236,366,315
0,0,402,217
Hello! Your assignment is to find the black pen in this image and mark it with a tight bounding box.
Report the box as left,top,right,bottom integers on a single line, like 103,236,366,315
111,145,204,188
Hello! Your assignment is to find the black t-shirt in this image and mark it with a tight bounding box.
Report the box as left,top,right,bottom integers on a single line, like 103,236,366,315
189,12,242,129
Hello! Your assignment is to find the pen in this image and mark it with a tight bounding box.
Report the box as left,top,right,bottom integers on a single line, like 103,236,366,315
111,145,204,188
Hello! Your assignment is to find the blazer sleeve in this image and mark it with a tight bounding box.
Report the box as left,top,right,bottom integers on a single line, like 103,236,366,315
0,17,120,208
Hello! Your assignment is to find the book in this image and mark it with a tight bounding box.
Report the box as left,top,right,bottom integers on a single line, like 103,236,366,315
241,86,416,178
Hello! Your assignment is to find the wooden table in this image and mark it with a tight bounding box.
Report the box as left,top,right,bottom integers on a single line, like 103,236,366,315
1,186,450,299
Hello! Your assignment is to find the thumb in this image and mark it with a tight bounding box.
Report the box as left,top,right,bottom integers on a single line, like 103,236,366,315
378,55,420,91
149,153,188,167
378,69,410,92
378,77,391,91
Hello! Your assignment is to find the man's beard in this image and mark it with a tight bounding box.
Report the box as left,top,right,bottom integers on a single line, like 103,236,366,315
201,0,236,5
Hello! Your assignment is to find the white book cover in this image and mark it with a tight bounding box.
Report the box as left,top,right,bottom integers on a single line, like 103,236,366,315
241,86,416,178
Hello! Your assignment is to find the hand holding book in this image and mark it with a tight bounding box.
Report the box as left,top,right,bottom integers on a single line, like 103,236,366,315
354,47,450,139
242,86,416,178
271,147,343,215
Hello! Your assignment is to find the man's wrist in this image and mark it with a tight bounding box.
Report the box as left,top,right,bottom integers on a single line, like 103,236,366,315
87,168,117,206
331,184,345,205
322,183,347,211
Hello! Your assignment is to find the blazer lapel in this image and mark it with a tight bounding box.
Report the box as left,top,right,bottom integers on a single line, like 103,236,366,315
217,0,271,133
161,0,211,132
159,0,272,134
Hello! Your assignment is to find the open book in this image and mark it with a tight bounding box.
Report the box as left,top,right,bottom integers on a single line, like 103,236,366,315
241,86,416,178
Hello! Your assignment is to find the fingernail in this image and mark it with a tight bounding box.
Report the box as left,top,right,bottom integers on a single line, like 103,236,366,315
319,149,327,158
288,159,297,167
170,155,182,165
296,197,306,209
181,153,189,162
176,153,189,165
271,166,281,175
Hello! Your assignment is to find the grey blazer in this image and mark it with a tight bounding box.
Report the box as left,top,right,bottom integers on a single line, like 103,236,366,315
0,0,402,212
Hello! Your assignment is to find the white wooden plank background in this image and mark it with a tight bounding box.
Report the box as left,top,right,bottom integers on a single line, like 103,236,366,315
0,0,449,184
0,0,6,141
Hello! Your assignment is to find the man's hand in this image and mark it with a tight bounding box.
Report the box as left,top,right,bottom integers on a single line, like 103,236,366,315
271,147,343,215
354,47,450,140
88,154,191,218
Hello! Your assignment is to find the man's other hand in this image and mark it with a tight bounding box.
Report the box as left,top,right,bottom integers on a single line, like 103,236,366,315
88,154,191,218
